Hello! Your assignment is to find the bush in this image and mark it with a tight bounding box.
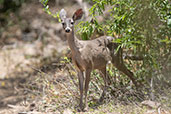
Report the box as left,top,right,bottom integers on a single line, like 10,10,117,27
78,0,171,87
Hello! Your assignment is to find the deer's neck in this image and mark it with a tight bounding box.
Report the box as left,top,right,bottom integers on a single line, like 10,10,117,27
66,29,80,54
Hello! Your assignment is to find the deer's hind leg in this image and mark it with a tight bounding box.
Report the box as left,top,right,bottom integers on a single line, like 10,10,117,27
114,62,137,86
98,66,110,102
112,54,137,86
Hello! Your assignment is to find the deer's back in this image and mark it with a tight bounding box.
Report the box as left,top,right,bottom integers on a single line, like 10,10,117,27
75,36,116,70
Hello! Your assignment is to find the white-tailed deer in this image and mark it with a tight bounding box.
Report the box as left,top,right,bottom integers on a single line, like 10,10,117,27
59,8,138,111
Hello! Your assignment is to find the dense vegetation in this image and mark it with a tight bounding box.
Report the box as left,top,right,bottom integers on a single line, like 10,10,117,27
88,0,171,89
40,0,171,88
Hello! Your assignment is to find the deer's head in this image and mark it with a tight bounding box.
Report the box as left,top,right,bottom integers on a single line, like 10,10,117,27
59,8,83,33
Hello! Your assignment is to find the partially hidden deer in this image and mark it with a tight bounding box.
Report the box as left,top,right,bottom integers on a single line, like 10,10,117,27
59,8,138,111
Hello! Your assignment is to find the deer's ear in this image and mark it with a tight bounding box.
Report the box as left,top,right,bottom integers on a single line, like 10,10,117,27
72,9,83,21
60,9,67,21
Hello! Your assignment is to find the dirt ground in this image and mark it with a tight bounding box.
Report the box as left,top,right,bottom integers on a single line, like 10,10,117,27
0,1,71,113
0,1,171,114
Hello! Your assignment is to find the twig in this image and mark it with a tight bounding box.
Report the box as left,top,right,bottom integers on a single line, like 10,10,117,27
29,65,50,77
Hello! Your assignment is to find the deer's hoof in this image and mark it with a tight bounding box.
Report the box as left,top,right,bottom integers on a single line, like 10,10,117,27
77,106,89,112
84,106,88,112
98,96,105,103
77,108,82,112
77,105,84,112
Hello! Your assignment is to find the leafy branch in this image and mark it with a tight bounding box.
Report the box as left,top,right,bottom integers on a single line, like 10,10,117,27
40,0,59,20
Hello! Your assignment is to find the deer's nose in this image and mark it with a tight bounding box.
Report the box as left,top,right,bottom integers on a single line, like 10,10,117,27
65,28,71,33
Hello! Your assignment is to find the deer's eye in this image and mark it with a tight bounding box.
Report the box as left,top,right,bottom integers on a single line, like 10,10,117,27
71,22,74,24
62,23,65,26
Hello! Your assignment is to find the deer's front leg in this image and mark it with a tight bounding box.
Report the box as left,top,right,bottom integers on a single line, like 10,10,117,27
84,69,91,111
77,71,84,111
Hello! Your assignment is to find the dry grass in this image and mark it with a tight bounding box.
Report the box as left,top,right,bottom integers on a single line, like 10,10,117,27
19,57,171,114
0,1,170,114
